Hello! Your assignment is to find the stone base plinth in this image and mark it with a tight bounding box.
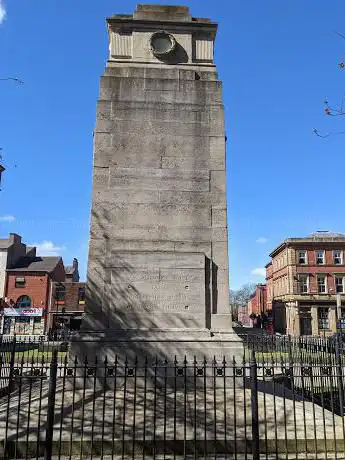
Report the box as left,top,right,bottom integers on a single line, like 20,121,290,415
70,329,244,364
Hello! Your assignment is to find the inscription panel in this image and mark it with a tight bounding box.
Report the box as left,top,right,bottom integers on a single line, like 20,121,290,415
107,252,206,325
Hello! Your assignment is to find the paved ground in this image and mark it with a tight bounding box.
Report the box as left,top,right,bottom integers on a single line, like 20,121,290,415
0,377,344,458
3,452,345,459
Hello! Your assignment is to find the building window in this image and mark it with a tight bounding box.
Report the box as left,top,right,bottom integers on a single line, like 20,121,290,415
298,250,307,264
335,276,344,293
78,287,86,304
318,307,329,330
33,317,42,334
15,317,31,335
15,277,25,288
55,285,66,302
334,250,343,265
317,275,327,294
299,275,309,293
16,295,32,308
316,250,325,265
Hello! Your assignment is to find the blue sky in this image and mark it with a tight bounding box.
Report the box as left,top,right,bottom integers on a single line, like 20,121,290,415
1,0,345,289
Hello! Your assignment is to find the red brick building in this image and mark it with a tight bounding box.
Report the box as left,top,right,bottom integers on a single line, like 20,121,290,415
267,231,345,336
48,281,86,334
0,235,84,336
266,262,273,311
46,257,86,334
247,284,267,318
3,254,65,335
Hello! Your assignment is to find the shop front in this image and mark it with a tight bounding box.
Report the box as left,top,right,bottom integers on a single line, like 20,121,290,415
1,307,45,336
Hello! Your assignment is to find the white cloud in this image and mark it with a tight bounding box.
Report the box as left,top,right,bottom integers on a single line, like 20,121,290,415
31,241,66,256
0,1,6,24
251,268,266,277
256,237,268,244
0,215,15,222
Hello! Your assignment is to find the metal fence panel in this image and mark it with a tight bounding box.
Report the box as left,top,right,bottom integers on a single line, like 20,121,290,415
0,335,344,459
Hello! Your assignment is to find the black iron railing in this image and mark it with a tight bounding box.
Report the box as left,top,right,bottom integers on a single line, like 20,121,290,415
1,332,344,360
0,337,344,459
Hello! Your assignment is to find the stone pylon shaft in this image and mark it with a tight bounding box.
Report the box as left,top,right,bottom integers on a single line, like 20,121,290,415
76,5,239,361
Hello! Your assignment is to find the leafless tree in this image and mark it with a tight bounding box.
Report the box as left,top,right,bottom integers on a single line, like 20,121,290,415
0,77,23,183
314,32,345,137
230,283,256,321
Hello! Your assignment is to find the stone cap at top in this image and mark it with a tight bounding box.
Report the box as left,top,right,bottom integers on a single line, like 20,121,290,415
109,4,213,24
134,4,191,22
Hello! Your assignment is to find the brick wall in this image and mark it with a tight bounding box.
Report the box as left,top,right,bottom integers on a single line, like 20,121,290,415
50,282,86,313
47,281,86,332
5,272,50,308
51,260,66,282
5,272,50,333
247,285,267,316
270,245,345,297
247,296,257,316
266,263,273,309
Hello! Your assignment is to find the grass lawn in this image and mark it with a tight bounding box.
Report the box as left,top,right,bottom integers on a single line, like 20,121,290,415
243,347,343,363
0,349,68,363
252,351,289,362
16,350,67,359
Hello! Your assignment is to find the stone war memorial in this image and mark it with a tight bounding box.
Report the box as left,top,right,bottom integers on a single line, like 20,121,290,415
2,7,345,459
74,4,241,362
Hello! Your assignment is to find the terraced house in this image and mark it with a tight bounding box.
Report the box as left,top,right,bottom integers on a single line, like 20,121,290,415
266,231,345,336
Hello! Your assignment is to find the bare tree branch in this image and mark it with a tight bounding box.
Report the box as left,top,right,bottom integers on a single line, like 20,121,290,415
0,77,23,84
314,33,345,137
323,99,345,117
334,30,345,41
313,128,345,138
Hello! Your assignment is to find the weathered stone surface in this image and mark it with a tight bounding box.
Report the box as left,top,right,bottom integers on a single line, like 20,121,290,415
2,378,344,457
93,203,211,228
212,207,227,227
105,251,204,268
90,225,213,242
210,170,226,193
81,4,234,359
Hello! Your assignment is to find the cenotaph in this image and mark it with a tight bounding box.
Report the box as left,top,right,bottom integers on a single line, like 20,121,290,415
74,4,241,361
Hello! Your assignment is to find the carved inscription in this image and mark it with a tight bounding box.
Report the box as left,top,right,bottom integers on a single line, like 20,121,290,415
125,303,192,312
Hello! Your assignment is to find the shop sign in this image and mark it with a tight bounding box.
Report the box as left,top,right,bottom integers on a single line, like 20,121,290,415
3,307,43,317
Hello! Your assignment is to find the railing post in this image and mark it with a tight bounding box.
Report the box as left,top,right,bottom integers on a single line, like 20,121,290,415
3,335,16,458
8,334,16,394
335,335,344,417
44,350,58,460
287,334,292,362
250,350,260,460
